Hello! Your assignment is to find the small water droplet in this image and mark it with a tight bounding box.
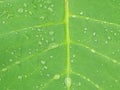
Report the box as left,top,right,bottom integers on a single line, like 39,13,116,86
80,11,83,15
115,79,118,82
49,31,54,36
46,74,50,77
84,27,87,30
35,85,39,89
51,37,54,41
29,11,32,15
49,43,58,49
9,59,13,62
50,55,53,58
91,49,95,53
40,4,43,7
35,34,39,37
28,52,32,55
38,41,42,45
53,74,60,80
72,54,76,58
2,68,8,72
2,21,5,24
71,59,74,63
94,39,98,42
41,60,46,65
24,75,28,78
44,66,48,69
11,52,14,55
93,32,96,36
105,41,108,44
48,7,53,12
108,36,111,40
15,61,20,65
23,3,27,7
37,28,41,32
18,75,22,80
17,8,24,13
78,82,81,86
40,16,45,20
114,33,117,36
41,37,44,40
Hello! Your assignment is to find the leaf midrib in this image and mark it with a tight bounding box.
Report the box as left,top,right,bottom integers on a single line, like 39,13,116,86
65,0,71,90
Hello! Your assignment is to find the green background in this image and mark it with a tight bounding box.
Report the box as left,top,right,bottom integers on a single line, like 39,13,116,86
0,0,120,90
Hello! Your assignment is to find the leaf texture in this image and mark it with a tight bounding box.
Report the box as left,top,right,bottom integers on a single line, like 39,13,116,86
0,0,120,90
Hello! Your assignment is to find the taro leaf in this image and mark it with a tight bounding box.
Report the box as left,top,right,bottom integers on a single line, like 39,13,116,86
0,0,120,90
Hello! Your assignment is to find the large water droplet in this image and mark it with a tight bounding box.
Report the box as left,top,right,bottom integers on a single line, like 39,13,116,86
65,77,71,88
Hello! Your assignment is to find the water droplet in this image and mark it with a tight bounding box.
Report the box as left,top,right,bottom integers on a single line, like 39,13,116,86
84,27,87,30
65,77,71,88
15,61,20,65
80,11,83,15
24,75,28,78
28,52,32,55
2,21,5,24
23,3,27,7
45,40,49,43
9,59,13,62
72,54,76,58
91,49,95,53
2,68,8,72
46,74,50,77
78,82,81,86
53,74,60,80
40,16,45,20
11,52,14,55
48,7,53,12
50,55,53,58
40,4,43,7
94,39,98,42
49,43,58,49
35,34,39,37
105,41,108,44
41,37,44,40
71,59,74,63
29,11,32,15
49,31,54,36
37,28,41,32
110,85,113,87
18,75,22,80
35,85,39,89
41,60,46,65
38,41,42,45
114,33,117,36
72,15,77,18
44,66,48,69
17,8,24,13
107,36,111,40
51,37,54,41
93,32,96,36
115,79,118,82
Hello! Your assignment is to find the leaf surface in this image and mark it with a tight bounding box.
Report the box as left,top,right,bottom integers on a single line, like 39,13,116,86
0,0,120,90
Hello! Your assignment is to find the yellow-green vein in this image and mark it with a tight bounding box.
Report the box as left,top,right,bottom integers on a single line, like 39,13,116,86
65,0,71,90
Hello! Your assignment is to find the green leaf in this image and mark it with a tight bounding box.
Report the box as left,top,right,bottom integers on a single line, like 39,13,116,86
0,0,120,90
